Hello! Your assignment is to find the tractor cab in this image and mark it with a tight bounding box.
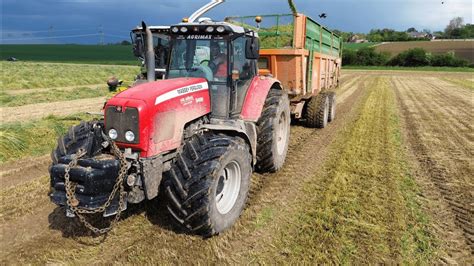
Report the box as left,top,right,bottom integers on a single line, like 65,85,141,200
166,20,260,119
131,26,170,80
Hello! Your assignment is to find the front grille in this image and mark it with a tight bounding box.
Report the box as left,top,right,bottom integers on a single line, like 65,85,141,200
105,106,140,144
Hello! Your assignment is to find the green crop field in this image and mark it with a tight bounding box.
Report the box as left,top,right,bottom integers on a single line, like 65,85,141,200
343,42,380,51
0,45,138,65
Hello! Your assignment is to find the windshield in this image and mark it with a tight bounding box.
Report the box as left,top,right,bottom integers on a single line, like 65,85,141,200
168,38,228,82
132,32,170,69
153,34,170,69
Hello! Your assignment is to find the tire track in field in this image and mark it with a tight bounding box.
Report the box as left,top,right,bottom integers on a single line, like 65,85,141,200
0,155,50,189
0,97,105,123
1,77,369,264
393,76,473,253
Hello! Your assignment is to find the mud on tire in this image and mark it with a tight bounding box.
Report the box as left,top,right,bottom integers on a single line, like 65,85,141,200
163,133,252,237
305,92,330,128
255,88,291,173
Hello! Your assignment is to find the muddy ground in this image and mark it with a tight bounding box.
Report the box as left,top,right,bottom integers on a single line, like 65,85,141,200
0,70,472,263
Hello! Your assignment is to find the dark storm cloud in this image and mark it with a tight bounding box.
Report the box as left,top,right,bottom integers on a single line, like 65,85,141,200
1,0,472,44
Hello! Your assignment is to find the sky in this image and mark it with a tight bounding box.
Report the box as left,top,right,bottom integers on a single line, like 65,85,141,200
1,0,473,44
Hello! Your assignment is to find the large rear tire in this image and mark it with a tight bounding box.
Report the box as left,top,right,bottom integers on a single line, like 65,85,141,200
255,88,291,173
163,134,252,237
305,93,329,128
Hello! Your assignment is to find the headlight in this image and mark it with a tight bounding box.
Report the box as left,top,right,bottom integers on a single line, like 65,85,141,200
180,27,188,33
125,131,135,142
216,26,225,33
205,26,214,33
108,129,118,140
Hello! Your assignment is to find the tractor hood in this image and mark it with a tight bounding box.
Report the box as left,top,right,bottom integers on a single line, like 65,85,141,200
105,77,211,158
115,77,209,107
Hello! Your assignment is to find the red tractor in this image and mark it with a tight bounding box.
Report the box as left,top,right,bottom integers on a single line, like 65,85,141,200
49,2,290,237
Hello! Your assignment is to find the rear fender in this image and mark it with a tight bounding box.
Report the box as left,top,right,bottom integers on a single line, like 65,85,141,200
201,119,257,165
240,76,282,122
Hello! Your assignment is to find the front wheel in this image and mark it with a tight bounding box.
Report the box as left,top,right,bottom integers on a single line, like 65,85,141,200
163,134,252,237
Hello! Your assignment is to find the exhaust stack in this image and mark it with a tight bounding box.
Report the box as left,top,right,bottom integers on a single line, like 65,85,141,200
142,21,156,82
188,0,225,23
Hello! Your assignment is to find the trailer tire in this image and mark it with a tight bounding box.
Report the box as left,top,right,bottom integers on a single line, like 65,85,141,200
255,88,291,173
327,91,336,122
305,93,329,128
51,121,103,164
163,134,252,237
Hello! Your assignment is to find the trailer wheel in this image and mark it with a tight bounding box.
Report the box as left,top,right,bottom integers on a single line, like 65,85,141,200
327,92,336,122
305,93,329,128
163,134,251,237
51,121,103,164
255,88,291,173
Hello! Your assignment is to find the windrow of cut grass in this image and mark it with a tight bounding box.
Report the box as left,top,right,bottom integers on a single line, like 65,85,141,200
258,77,437,263
0,86,109,107
0,113,102,164
1,62,139,90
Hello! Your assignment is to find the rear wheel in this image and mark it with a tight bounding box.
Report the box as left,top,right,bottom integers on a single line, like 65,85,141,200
256,88,291,173
305,93,330,128
163,134,252,237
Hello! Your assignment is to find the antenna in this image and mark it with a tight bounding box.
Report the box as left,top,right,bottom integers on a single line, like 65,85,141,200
188,0,225,23
48,25,54,38
98,25,104,45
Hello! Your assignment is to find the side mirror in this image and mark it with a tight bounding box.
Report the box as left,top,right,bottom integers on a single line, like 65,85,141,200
133,37,145,57
245,38,260,60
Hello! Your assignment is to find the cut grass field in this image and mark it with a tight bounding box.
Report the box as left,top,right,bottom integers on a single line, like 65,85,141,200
0,66,472,264
1,61,139,90
259,77,436,263
342,65,474,72
0,86,109,107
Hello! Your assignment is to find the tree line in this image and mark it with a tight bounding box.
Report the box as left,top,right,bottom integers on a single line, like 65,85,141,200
343,47,470,67
336,17,473,42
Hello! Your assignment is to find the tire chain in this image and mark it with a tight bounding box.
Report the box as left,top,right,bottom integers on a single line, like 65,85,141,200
64,135,128,234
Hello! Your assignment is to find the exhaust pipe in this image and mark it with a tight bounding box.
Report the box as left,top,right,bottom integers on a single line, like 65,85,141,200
142,21,156,82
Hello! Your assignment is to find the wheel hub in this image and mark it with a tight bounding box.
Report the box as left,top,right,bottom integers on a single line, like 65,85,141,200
215,160,241,214
276,111,288,155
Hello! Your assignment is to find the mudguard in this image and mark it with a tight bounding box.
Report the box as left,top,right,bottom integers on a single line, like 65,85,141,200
240,76,282,122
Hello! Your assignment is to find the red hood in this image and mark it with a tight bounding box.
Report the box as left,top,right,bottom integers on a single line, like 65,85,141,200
115,77,208,107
